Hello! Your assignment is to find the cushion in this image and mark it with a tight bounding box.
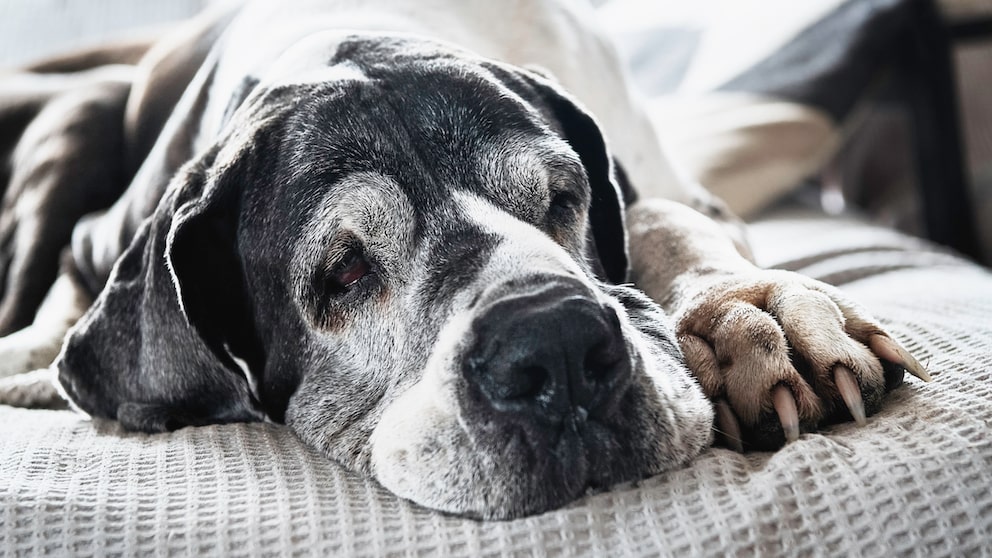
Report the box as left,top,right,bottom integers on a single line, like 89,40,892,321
600,0,928,218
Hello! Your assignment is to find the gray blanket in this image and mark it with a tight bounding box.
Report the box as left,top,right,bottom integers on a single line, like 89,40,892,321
3,208,990,556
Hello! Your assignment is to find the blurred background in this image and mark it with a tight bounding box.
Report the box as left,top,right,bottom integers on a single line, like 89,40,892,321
1,0,990,264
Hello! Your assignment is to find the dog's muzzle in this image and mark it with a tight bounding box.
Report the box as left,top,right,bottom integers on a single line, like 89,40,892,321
463,278,632,441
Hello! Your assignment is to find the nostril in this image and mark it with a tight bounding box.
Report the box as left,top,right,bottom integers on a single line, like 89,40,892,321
583,307,626,384
509,365,549,401
583,340,623,384
481,363,549,403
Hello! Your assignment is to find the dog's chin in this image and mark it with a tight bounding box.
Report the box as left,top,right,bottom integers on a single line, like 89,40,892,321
368,374,675,520
371,425,662,519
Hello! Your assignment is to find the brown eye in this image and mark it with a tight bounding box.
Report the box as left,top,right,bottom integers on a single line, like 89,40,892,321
326,249,370,296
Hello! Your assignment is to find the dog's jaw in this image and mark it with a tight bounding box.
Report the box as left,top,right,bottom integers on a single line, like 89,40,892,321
361,199,713,519
366,294,712,519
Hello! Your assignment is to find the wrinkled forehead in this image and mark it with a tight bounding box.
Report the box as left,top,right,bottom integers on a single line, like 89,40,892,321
271,60,587,217
286,135,584,274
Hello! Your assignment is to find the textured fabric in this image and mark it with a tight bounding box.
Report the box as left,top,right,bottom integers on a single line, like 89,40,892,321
646,94,840,217
3,208,991,556
955,40,992,262
600,0,936,219
599,0,848,98
940,0,992,21
601,0,913,116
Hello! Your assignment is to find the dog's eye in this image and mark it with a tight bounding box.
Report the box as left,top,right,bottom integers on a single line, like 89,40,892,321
548,191,579,220
307,244,377,328
325,249,370,296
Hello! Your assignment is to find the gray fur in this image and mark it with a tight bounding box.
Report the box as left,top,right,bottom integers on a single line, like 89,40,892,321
0,0,912,521
37,33,713,519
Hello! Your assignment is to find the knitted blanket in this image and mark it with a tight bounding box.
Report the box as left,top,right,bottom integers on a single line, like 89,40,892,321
3,208,990,556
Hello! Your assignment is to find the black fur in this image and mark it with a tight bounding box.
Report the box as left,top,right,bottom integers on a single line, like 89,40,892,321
54,36,636,431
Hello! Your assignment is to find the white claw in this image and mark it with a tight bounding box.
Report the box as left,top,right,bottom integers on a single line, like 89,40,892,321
834,366,866,426
869,334,932,382
715,400,743,453
772,385,800,443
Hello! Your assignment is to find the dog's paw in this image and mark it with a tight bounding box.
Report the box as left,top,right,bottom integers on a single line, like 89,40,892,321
675,269,929,451
0,326,63,379
0,368,67,409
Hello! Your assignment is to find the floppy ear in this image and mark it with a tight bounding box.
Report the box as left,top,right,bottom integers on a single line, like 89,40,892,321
56,136,268,432
497,66,630,284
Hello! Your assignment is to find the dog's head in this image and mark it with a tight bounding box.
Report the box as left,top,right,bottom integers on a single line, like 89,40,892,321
56,35,712,519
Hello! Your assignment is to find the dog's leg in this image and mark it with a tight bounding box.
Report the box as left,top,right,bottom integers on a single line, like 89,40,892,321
21,32,165,73
0,69,130,199
0,72,133,335
0,8,230,404
121,3,240,170
0,368,65,408
0,269,91,408
0,269,91,382
0,271,91,379
626,199,929,451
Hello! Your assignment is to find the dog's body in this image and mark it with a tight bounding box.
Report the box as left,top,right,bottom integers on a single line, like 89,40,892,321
0,0,927,519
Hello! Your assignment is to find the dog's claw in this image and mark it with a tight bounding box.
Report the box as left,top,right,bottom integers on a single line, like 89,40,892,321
868,334,931,382
833,365,866,426
714,399,743,452
772,385,800,443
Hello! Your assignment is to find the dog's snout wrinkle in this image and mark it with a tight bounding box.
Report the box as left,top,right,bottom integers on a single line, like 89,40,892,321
464,289,632,434
471,274,588,313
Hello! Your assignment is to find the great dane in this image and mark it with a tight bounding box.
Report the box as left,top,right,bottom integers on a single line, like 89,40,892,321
0,0,928,519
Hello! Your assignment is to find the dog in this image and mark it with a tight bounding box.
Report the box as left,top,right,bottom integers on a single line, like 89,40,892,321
0,0,929,519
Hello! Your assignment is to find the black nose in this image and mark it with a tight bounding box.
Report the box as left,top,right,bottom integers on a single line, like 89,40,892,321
464,286,631,425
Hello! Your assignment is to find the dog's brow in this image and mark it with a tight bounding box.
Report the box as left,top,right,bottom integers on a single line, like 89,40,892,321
548,159,589,192
479,137,585,216
295,171,416,273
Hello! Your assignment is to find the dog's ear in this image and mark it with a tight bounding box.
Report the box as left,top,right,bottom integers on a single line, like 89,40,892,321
500,66,630,284
56,124,272,432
